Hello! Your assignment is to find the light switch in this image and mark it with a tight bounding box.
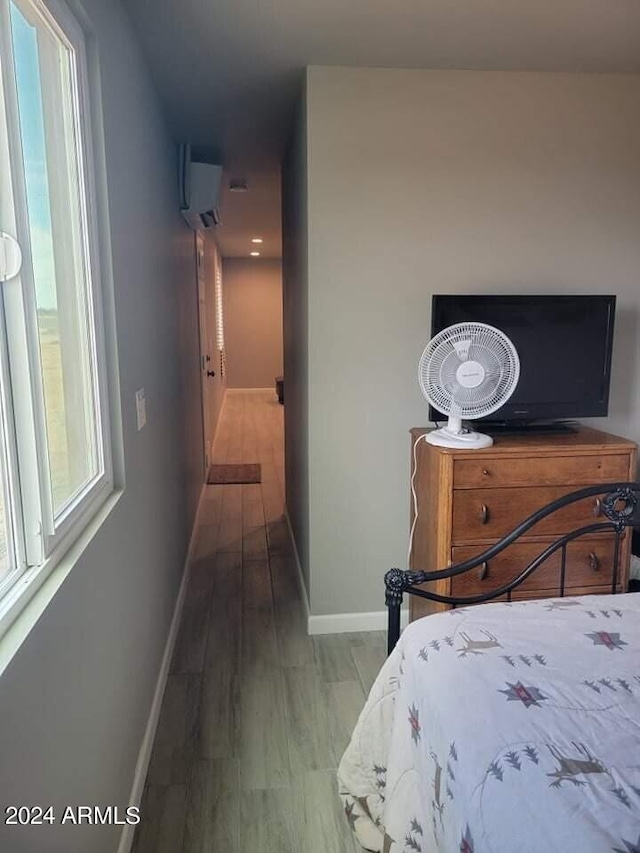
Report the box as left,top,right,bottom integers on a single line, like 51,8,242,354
135,388,146,430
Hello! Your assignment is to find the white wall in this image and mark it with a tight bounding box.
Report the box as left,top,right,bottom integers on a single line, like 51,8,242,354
223,258,283,389
0,1,204,850
304,67,640,616
282,89,311,594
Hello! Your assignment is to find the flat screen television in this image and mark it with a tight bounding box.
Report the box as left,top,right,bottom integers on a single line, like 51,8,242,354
430,294,616,429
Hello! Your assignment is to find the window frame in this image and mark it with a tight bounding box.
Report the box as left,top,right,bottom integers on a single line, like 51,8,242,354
0,0,115,633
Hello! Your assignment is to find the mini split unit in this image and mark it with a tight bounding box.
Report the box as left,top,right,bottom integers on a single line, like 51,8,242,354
178,143,222,230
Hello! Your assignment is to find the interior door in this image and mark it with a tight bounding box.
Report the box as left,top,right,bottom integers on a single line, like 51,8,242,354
196,231,214,469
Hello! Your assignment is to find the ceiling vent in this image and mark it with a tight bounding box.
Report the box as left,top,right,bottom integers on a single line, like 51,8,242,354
179,144,222,230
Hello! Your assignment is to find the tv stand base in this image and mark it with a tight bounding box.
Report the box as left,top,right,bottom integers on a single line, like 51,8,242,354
483,420,578,437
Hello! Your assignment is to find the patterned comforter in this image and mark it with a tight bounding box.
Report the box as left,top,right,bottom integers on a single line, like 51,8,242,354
338,593,640,852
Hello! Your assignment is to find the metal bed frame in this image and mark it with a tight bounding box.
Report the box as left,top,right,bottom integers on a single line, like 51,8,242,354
384,482,640,654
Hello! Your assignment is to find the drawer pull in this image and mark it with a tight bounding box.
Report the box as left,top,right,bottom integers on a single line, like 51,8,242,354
479,504,490,525
477,561,489,581
482,468,490,477
588,552,600,572
593,498,602,517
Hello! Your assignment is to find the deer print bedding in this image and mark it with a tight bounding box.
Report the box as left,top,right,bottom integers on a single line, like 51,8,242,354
338,593,640,853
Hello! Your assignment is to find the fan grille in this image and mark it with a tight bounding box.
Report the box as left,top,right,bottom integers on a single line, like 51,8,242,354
419,322,520,419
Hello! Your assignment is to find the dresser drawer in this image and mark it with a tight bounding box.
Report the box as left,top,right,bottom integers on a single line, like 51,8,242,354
451,486,605,543
453,454,630,489
450,541,559,596
450,536,624,598
509,583,623,601
565,537,627,588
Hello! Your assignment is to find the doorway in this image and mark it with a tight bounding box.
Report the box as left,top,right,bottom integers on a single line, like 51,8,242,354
195,231,225,470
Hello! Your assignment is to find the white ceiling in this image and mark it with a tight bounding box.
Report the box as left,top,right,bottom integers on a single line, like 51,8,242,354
126,0,640,258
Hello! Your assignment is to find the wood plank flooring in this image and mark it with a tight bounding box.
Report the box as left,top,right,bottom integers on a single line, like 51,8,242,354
133,391,385,852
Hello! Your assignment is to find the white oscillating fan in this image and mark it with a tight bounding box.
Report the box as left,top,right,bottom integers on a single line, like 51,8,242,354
419,322,520,449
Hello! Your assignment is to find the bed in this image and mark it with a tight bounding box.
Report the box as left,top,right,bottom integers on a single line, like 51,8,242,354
338,482,640,853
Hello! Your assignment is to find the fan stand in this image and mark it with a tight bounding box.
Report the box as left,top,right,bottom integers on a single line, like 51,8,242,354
426,415,494,449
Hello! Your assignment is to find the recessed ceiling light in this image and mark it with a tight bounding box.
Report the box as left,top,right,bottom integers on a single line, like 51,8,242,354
251,237,263,244
250,251,260,257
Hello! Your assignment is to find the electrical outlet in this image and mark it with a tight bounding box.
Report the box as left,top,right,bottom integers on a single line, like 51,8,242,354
135,388,146,431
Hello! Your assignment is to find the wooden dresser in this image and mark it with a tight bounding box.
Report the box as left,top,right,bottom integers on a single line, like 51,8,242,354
408,426,637,622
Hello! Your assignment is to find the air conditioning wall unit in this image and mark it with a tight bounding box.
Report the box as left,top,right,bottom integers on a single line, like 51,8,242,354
179,144,222,229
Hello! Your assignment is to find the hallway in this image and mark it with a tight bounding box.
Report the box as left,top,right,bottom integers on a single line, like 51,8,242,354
133,390,386,852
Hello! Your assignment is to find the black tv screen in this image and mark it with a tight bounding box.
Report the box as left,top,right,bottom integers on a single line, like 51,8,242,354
430,294,616,425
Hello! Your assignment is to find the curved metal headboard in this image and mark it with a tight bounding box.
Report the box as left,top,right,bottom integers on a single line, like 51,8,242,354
384,482,640,653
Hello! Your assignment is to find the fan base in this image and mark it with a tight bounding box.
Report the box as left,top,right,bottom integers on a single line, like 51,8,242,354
426,427,494,449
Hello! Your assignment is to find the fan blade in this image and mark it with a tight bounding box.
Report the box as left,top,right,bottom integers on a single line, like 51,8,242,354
452,339,472,361
438,358,460,386
447,379,464,402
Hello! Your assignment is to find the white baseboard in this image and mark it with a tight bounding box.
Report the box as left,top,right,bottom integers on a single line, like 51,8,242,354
308,608,408,635
282,512,408,637
116,481,207,853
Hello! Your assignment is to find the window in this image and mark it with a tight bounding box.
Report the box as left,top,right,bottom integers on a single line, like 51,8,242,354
214,247,226,378
0,0,112,621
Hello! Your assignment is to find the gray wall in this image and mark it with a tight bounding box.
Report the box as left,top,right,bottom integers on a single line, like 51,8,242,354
303,67,640,616
0,1,204,850
282,87,310,594
182,230,208,522
223,258,283,388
